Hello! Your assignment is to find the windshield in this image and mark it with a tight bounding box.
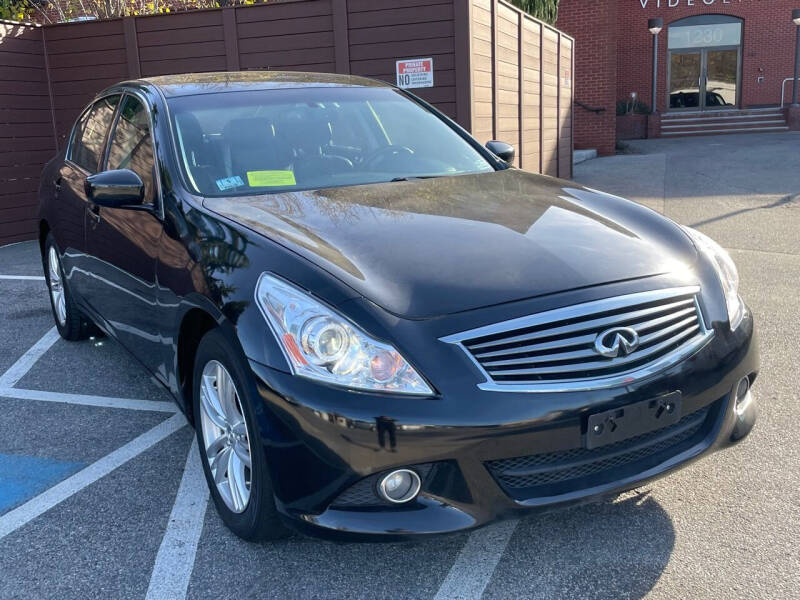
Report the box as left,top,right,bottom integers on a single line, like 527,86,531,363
168,87,494,196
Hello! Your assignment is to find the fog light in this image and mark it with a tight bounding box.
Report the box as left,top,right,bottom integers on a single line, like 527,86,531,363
734,376,752,416
378,469,421,504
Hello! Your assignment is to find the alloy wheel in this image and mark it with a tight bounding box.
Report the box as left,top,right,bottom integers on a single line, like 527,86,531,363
199,360,252,513
48,246,66,327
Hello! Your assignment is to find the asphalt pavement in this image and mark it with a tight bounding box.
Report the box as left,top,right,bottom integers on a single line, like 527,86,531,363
1,131,798,599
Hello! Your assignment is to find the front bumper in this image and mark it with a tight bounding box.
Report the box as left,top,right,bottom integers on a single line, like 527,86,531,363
247,308,759,541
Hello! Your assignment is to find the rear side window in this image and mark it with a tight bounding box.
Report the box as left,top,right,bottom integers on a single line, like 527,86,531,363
106,95,156,205
69,95,120,173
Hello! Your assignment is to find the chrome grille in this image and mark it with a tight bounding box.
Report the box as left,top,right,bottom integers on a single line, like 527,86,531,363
441,287,713,392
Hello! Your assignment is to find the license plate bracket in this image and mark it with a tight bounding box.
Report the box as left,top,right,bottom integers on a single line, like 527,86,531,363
586,392,682,450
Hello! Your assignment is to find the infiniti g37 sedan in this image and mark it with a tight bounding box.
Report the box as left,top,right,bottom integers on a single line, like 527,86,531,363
37,72,758,541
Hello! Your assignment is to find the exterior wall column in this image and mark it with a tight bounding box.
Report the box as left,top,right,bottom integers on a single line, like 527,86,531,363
555,0,618,156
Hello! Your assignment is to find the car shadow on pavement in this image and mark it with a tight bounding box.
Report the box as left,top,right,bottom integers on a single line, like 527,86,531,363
485,490,675,600
191,489,675,599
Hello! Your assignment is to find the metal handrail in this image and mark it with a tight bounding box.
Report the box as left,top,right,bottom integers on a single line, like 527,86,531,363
575,100,606,114
780,77,800,108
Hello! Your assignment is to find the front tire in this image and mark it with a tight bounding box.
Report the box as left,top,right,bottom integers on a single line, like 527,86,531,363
43,234,91,341
192,329,289,541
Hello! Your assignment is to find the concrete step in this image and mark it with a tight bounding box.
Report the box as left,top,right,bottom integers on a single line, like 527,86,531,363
661,107,783,120
661,125,789,137
662,120,787,130
573,149,597,165
662,113,784,125
659,107,788,138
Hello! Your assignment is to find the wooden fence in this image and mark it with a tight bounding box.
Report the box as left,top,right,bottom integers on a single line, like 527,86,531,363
0,22,54,245
0,0,573,245
466,0,573,179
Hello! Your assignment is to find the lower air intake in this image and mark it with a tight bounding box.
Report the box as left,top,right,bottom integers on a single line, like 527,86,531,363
486,400,720,501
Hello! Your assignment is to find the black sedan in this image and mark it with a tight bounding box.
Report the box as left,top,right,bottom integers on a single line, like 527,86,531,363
37,72,758,541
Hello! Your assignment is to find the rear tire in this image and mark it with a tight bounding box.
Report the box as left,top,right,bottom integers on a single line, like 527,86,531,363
43,233,91,341
192,329,289,541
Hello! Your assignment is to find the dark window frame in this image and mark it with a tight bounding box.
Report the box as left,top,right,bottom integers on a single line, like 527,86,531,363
102,92,159,208
66,94,121,175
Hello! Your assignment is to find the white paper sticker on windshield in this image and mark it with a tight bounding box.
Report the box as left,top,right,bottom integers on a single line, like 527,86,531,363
216,176,244,191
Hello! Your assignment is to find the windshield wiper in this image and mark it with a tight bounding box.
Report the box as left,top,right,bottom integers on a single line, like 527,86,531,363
390,175,443,182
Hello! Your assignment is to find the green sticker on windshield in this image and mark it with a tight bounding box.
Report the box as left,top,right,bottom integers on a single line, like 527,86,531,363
247,170,296,187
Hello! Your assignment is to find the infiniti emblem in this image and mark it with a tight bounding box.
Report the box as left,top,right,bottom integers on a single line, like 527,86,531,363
594,326,640,358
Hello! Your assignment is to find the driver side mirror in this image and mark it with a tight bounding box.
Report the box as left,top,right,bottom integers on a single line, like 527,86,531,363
486,141,515,165
85,169,144,208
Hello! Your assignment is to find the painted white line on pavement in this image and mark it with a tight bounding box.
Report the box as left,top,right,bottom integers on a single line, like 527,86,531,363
0,387,178,412
0,275,46,281
433,519,520,600
0,413,187,540
0,240,32,249
0,327,60,388
145,439,209,600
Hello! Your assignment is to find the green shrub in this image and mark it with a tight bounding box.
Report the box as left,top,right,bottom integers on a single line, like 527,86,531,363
509,0,559,25
0,0,30,20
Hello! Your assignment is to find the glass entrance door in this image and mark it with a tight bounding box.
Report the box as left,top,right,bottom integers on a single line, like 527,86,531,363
666,15,742,112
705,49,738,108
669,48,739,111
669,52,703,110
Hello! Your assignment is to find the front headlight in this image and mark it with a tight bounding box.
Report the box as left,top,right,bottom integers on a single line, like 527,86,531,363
255,273,434,395
681,226,743,330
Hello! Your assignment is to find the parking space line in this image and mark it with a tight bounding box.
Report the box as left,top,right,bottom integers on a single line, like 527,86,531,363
145,439,209,600
0,413,186,540
0,275,46,281
0,387,178,413
0,327,60,388
433,519,519,600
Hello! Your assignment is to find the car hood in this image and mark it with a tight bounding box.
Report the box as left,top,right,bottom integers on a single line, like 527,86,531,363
203,170,697,319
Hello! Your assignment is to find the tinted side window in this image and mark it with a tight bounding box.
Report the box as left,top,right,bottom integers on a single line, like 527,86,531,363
106,95,156,205
70,95,120,173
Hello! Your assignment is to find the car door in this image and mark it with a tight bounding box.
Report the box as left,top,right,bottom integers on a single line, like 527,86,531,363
56,94,121,299
84,92,164,372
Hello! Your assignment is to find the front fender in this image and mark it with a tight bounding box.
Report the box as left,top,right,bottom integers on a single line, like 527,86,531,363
161,194,363,402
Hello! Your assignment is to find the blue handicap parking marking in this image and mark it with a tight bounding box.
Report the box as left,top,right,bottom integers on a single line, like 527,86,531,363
0,453,85,514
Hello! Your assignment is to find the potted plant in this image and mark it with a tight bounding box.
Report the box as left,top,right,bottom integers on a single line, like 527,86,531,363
616,97,651,141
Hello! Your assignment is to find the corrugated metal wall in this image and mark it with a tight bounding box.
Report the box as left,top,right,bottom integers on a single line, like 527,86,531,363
0,0,572,246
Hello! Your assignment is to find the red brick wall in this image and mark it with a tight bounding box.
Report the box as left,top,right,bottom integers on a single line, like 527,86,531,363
559,0,800,153
617,0,799,113
556,0,617,156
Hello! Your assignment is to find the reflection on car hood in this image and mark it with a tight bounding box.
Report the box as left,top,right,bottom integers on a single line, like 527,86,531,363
203,170,697,319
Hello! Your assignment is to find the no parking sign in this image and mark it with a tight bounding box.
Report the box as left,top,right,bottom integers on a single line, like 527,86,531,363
395,58,434,89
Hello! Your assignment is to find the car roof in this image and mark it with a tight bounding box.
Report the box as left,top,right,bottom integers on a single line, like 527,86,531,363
134,71,393,97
